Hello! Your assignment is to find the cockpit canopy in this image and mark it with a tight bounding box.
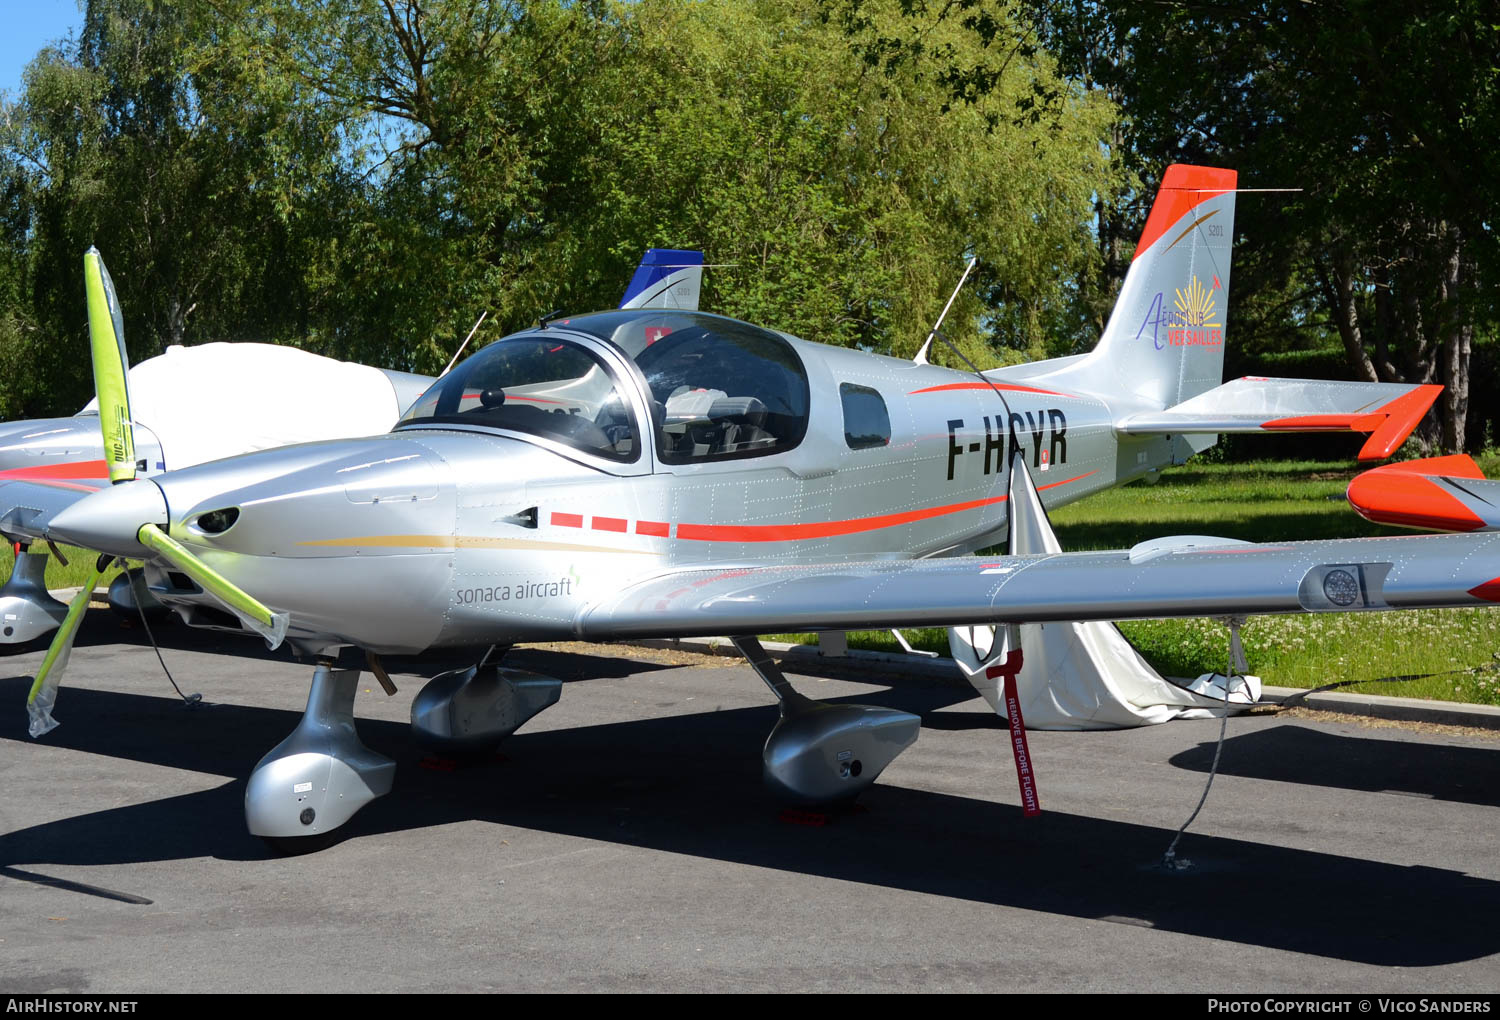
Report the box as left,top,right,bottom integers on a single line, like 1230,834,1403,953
398,336,641,462
398,310,810,466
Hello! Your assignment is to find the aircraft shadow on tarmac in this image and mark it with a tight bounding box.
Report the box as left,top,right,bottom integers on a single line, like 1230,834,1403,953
1170,726,1500,808
3,671,1499,968
0,609,292,663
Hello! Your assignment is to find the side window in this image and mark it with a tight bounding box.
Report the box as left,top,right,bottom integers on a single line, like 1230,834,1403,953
840,383,890,450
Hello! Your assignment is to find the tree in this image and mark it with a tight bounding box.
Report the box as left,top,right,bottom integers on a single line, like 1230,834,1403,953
252,0,1125,371
0,0,355,415
1017,0,1498,451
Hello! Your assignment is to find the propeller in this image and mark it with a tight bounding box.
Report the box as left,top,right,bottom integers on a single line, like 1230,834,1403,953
84,248,137,483
27,250,288,736
136,522,286,647
26,554,107,737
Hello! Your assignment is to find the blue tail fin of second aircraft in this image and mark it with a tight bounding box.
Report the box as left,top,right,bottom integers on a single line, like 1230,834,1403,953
620,249,704,310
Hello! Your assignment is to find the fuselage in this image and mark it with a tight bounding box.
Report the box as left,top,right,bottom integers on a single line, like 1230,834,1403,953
103,310,1187,655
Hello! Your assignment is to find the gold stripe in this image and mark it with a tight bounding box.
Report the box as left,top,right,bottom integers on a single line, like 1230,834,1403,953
1163,208,1220,254
298,534,454,548
295,534,657,555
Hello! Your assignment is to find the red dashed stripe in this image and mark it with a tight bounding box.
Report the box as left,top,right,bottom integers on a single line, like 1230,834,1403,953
551,512,583,528
592,516,628,533
636,520,670,537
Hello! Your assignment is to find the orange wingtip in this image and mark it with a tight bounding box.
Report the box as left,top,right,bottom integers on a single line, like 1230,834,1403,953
1347,463,1486,532
1358,385,1444,460
1261,385,1443,461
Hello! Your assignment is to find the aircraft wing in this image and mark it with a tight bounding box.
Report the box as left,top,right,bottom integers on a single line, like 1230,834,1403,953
1116,377,1441,460
575,532,1500,640
0,476,107,544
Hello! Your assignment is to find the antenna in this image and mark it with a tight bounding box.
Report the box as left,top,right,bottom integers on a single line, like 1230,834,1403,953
441,310,489,377
914,256,977,365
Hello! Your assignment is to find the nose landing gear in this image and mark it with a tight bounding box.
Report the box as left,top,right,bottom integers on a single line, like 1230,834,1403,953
246,663,396,854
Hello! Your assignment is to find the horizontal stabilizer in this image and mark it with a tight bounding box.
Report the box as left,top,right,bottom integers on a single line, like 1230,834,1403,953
1116,377,1441,460
1348,455,1500,532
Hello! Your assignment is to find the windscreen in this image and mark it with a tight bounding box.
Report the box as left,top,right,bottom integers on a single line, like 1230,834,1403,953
398,336,640,462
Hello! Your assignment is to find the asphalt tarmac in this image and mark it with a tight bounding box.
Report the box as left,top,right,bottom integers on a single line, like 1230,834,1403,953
3,611,1499,993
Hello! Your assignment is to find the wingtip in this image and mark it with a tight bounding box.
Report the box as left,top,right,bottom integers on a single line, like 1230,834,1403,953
1346,463,1486,532
1355,384,1443,461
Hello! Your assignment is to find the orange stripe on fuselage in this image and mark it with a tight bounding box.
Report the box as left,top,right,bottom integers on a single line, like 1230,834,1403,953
673,471,1095,543
296,473,1100,552
0,458,109,492
909,382,1071,398
0,458,109,481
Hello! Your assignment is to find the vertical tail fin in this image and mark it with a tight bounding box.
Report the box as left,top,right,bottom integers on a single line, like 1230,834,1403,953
620,249,704,310
1086,165,1238,409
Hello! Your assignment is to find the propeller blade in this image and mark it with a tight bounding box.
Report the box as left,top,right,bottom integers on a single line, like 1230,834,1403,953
26,556,107,737
136,523,287,649
83,247,136,484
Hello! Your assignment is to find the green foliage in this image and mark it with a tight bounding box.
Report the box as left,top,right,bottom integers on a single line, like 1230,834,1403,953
1015,0,1499,451
0,0,1125,403
0,0,357,415
557,0,1123,366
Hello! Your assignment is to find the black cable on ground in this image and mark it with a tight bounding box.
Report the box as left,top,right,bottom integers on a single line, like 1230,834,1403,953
1160,616,1249,871
125,565,202,707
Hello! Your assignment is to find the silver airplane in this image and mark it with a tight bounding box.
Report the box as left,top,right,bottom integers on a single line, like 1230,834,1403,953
0,248,702,645
31,165,1499,851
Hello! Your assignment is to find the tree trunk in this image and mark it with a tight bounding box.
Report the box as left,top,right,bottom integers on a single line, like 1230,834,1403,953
1438,225,1471,453
1317,252,1378,383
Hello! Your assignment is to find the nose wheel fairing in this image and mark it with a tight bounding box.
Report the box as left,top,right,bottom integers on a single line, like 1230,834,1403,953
245,665,395,840
0,547,68,643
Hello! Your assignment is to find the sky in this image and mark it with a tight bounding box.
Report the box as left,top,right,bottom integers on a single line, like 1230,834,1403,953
1,0,84,99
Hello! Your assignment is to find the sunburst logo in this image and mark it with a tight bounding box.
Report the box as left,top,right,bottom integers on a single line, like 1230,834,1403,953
1166,276,1223,347
1171,277,1219,329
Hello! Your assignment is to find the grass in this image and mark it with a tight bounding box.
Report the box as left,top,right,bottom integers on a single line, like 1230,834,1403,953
2,543,127,591
11,456,1500,706
772,455,1500,707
